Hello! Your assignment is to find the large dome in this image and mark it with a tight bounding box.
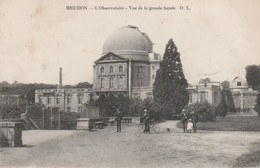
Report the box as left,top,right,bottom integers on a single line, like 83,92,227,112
102,25,153,55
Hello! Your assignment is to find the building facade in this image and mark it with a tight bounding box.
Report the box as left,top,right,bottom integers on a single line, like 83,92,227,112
230,77,258,110
35,88,92,112
187,78,221,106
93,25,161,99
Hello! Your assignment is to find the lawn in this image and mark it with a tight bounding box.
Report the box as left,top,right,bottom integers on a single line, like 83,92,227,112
234,142,260,167
176,116,260,167
176,115,260,131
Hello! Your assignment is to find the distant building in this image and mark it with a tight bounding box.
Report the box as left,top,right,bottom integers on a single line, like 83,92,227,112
187,76,258,113
0,94,23,106
229,77,258,110
35,68,93,113
35,88,92,112
187,78,221,106
230,77,250,93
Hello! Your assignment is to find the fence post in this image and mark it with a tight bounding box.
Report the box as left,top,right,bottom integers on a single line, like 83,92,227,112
42,108,44,130
50,108,53,130
58,109,61,130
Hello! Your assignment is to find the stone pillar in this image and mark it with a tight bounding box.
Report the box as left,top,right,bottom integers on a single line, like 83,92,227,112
77,118,90,130
0,122,23,147
240,93,244,109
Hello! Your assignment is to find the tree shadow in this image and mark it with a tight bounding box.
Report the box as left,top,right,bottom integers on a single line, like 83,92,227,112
21,144,36,148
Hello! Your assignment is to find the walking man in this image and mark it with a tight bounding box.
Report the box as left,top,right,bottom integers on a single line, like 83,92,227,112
143,109,150,133
116,109,122,132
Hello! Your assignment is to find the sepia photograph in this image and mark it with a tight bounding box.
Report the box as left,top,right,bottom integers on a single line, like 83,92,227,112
0,0,260,167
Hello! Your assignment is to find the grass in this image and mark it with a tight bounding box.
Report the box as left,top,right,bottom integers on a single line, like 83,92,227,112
176,115,260,131
233,142,260,167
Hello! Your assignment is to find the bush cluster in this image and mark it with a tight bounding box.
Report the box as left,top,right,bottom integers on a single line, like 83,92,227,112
94,95,163,121
183,102,218,122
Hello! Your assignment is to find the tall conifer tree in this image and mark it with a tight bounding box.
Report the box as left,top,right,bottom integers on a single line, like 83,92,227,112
217,91,228,118
153,39,189,118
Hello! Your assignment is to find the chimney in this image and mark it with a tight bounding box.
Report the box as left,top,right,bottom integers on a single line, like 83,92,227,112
58,67,63,89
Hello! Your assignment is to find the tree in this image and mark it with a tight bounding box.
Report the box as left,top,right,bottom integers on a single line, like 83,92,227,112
95,94,107,117
217,91,229,118
75,82,93,88
246,65,260,90
88,92,95,105
153,39,189,119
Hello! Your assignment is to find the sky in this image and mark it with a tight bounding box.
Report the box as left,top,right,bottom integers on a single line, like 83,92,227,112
0,0,259,85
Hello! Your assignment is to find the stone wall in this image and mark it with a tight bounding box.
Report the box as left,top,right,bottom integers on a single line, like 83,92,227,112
231,91,258,110
0,122,23,147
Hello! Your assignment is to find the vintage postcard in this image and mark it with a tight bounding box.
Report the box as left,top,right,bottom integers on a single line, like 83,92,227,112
0,0,260,167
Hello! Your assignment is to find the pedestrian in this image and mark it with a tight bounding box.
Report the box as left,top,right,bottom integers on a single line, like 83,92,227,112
187,119,193,133
190,108,198,133
116,109,122,132
143,109,150,133
20,107,29,130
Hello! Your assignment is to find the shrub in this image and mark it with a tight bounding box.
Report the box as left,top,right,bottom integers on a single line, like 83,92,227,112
183,102,217,122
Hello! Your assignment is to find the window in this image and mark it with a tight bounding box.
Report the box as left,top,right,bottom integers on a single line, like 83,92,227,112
134,93,140,98
237,82,241,86
146,92,153,99
154,54,158,60
39,97,42,104
139,78,144,86
152,66,155,70
109,77,114,88
152,75,155,80
56,97,60,104
213,91,218,105
189,94,192,103
110,66,114,73
67,97,71,104
67,107,71,112
100,66,104,73
78,96,83,104
78,107,82,113
119,65,123,72
47,97,52,104
138,66,143,73
118,77,124,88
100,78,105,88
199,91,207,103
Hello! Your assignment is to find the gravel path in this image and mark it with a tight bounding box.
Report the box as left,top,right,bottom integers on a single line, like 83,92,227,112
1,121,260,168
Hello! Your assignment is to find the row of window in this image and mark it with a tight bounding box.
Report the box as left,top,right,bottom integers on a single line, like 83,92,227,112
66,106,82,112
40,96,83,105
100,77,124,88
100,65,156,74
47,106,82,113
133,92,153,99
100,65,124,73
99,76,155,88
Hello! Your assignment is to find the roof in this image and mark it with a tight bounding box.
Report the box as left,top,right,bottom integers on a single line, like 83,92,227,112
102,25,153,55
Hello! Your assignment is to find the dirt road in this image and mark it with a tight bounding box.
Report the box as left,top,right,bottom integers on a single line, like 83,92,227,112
1,121,260,168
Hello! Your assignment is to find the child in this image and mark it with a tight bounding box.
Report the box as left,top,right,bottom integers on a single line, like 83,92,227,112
187,119,193,133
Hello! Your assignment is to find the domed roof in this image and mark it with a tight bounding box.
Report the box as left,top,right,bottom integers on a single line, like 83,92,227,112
102,25,153,55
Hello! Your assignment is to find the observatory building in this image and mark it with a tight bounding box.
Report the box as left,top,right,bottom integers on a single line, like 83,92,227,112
93,25,161,99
